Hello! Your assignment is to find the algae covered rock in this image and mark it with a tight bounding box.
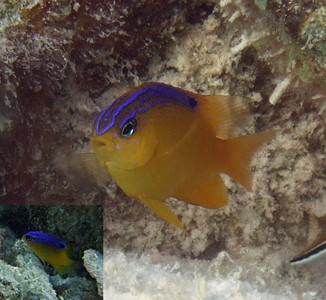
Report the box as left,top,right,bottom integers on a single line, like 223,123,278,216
0,235,58,300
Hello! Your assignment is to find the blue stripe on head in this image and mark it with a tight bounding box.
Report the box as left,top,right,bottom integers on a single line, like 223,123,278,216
95,83,198,135
96,86,150,135
24,231,66,250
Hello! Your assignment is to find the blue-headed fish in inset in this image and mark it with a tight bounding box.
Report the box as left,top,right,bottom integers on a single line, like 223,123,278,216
22,231,74,274
91,82,276,231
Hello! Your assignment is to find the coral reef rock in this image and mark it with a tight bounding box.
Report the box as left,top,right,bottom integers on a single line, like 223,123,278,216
0,238,57,300
83,249,103,296
104,248,319,300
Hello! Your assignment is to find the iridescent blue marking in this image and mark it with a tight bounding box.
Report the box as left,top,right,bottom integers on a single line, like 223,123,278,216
23,231,66,250
96,87,150,135
119,111,137,130
95,101,116,132
96,83,198,135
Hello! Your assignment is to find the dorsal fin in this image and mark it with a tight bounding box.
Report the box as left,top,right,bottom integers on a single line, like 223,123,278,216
196,94,249,139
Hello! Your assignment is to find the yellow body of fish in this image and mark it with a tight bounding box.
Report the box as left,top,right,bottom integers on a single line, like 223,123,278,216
23,235,74,274
91,82,275,231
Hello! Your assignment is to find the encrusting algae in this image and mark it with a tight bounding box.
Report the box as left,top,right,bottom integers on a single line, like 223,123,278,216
91,82,276,231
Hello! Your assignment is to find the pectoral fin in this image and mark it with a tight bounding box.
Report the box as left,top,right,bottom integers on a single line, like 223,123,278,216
139,197,186,232
175,173,229,209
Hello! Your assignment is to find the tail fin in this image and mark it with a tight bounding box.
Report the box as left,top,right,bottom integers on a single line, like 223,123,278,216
220,130,277,191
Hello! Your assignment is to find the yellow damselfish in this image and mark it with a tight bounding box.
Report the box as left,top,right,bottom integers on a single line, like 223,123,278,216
91,82,276,231
23,231,74,274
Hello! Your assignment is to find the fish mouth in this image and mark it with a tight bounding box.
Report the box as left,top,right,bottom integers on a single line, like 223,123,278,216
91,136,115,152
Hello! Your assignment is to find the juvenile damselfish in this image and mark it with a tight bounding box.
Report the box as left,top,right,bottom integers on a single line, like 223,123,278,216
23,231,74,274
91,82,275,231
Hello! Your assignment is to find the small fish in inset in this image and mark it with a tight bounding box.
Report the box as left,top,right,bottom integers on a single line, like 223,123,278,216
23,231,74,274
91,82,276,231
291,238,326,265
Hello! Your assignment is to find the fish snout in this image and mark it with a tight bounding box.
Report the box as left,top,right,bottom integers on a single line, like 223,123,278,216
91,136,115,152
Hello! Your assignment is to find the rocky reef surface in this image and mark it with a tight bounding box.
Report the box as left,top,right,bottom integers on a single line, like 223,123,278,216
0,0,325,299
104,248,323,300
83,249,103,297
0,206,103,299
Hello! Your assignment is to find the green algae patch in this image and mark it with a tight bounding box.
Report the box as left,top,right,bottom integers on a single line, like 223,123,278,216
254,0,268,11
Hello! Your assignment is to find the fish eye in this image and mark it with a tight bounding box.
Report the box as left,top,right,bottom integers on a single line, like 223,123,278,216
120,117,137,138
25,235,31,241
58,242,66,249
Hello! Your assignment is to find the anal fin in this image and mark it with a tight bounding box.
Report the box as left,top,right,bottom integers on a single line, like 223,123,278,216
174,173,229,209
139,197,186,233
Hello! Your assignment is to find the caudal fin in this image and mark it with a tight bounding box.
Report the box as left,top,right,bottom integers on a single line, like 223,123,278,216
220,130,277,191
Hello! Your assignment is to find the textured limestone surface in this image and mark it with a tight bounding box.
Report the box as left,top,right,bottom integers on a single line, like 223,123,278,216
104,248,322,300
0,232,57,300
0,0,325,299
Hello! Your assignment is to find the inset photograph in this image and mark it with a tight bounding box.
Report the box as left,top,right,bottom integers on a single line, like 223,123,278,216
0,205,103,299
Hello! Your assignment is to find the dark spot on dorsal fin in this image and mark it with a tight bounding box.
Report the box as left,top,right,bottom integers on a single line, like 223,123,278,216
188,97,197,109
58,242,66,249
